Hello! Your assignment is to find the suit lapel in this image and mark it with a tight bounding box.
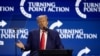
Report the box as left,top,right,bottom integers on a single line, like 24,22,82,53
46,31,49,49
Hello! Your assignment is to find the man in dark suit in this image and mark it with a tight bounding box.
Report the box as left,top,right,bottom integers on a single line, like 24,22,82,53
16,15,64,56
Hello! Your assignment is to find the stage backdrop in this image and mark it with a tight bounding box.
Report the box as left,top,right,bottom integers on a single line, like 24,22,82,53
0,0,100,56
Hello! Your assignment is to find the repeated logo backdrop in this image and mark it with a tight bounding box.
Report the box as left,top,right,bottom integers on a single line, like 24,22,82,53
0,0,100,56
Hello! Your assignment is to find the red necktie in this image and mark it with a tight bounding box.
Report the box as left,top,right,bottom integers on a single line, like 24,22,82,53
40,31,45,50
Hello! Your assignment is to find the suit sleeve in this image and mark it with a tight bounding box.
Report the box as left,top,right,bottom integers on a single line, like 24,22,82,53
55,31,64,49
24,31,32,51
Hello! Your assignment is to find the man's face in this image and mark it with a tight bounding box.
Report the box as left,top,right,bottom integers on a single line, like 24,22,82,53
37,16,48,29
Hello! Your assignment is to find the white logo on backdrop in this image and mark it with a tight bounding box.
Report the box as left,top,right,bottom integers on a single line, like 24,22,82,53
49,20,63,30
0,20,7,27
77,47,91,56
20,0,32,18
0,40,4,45
75,0,86,19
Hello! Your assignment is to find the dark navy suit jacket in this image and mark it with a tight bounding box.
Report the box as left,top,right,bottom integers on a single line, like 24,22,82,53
24,29,64,56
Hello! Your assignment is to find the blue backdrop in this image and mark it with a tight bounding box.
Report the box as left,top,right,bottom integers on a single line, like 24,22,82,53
0,0,100,56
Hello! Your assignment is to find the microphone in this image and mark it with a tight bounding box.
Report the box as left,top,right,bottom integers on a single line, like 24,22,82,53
43,27,48,31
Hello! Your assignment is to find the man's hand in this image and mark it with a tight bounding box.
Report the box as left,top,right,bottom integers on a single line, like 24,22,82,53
16,40,25,50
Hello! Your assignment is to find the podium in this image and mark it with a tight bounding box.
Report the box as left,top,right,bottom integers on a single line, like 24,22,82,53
38,49,73,56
